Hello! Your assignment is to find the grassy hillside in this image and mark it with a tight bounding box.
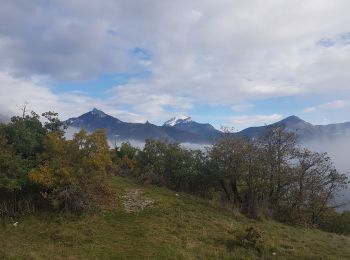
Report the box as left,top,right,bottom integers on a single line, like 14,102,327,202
1,176,350,260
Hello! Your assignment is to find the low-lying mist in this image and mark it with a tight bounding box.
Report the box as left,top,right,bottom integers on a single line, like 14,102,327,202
305,133,350,211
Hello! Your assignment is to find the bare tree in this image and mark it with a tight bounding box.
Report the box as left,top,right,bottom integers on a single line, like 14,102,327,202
17,101,28,118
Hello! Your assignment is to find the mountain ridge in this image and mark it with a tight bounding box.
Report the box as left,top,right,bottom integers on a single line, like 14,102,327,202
66,109,350,144
238,115,350,142
66,109,209,144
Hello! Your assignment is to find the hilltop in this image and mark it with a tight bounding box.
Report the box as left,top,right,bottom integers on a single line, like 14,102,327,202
1,176,349,259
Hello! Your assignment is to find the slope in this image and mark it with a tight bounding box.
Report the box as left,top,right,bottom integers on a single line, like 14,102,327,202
1,176,350,259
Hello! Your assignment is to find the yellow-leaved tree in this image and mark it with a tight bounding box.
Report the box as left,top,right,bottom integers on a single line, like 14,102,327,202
29,129,111,213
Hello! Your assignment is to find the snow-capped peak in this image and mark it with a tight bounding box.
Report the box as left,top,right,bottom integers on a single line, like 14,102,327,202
163,116,192,126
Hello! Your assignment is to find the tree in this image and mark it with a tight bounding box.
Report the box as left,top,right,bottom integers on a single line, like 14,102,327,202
0,136,27,191
258,125,297,208
0,110,57,216
0,111,47,160
292,149,348,223
29,129,112,213
208,134,247,203
0,135,30,216
205,125,348,222
137,139,210,192
111,142,140,176
42,111,67,136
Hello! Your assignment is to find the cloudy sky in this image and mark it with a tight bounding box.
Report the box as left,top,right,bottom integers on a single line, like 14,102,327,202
0,0,350,129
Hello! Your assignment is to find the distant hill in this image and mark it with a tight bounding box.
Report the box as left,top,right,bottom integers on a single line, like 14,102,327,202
238,115,350,142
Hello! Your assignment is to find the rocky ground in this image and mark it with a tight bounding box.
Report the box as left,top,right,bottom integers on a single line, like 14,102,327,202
122,189,154,213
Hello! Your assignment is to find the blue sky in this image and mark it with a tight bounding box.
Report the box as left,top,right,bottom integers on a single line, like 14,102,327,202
0,0,350,130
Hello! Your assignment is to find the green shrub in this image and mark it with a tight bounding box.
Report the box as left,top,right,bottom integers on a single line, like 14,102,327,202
237,226,263,248
319,210,350,235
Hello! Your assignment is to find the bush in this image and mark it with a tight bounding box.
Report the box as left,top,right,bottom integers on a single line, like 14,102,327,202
237,226,263,248
51,187,91,214
318,210,350,235
232,226,268,256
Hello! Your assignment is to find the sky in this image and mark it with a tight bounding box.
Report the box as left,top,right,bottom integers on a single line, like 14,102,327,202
0,0,350,130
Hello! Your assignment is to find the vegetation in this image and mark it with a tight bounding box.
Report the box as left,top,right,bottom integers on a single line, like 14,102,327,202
137,139,211,194
1,109,350,258
319,210,350,235
29,129,112,214
1,176,350,259
0,110,112,216
118,128,348,226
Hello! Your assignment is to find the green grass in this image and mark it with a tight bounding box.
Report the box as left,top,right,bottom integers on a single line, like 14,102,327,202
1,176,350,259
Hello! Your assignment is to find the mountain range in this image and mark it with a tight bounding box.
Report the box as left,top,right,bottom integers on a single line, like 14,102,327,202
66,108,217,144
66,108,350,144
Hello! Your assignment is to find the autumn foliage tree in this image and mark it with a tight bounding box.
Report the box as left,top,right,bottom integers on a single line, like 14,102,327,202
0,109,113,216
29,129,111,213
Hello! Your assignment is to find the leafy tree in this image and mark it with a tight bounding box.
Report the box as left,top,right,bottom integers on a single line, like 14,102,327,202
0,111,46,160
115,142,139,160
205,126,348,222
208,134,248,202
291,149,348,223
258,125,297,207
29,129,112,213
137,139,210,192
0,135,28,192
42,111,67,136
111,142,139,176
0,135,31,216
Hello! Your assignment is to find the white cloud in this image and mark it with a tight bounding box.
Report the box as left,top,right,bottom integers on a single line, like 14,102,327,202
0,71,145,122
108,83,194,122
303,107,317,113
320,100,350,109
304,100,350,112
231,103,255,112
0,1,350,122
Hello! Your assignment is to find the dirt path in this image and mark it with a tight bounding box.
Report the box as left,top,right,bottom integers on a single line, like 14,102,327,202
122,189,154,213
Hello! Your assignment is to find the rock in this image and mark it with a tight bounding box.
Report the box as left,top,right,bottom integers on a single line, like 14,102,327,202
122,189,154,213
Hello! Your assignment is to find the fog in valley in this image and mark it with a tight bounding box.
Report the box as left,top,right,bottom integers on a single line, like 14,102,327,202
305,133,350,211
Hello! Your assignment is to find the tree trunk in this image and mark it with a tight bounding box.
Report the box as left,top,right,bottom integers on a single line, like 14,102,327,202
220,179,231,201
231,175,242,203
